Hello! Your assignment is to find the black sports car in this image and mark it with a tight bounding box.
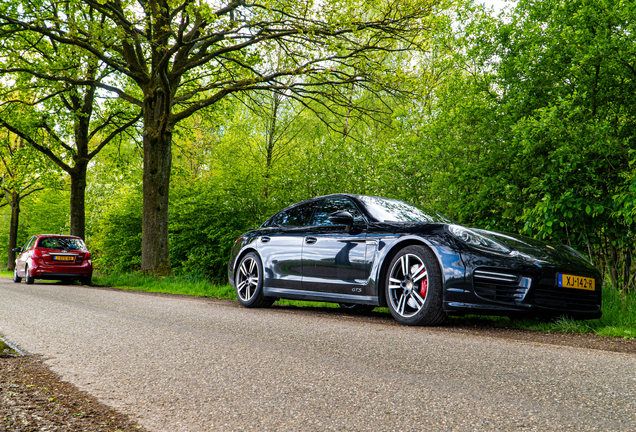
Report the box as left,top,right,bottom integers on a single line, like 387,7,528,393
228,194,602,325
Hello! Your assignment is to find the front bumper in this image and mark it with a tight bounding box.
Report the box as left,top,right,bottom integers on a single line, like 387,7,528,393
443,251,602,319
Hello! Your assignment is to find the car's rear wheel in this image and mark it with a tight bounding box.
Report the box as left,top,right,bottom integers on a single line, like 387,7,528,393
24,265,35,285
80,276,91,285
13,268,21,283
385,245,445,326
235,252,274,308
338,303,375,314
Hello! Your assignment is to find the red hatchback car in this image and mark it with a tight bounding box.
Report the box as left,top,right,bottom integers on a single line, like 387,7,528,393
13,234,92,285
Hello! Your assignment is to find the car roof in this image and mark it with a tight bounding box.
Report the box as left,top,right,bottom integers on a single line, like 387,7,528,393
35,234,83,239
293,193,360,204
277,193,361,210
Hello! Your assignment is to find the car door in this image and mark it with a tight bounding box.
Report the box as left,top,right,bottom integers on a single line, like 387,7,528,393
259,201,319,292
16,236,35,277
301,197,373,295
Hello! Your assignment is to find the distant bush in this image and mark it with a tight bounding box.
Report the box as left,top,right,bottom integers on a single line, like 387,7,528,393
169,181,263,283
91,186,143,273
90,179,267,282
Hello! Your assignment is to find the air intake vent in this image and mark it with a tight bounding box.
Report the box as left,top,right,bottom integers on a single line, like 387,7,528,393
473,269,531,304
474,270,519,284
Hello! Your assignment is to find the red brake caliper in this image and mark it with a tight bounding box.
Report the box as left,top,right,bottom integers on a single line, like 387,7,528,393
420,277,428,298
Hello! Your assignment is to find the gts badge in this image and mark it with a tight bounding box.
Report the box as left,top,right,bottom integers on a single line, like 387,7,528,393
351,287,362,293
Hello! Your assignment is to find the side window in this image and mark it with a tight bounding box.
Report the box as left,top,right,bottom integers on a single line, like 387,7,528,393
271,210,290,227
24,237,35,250
312,198,365,226
272,201,318,227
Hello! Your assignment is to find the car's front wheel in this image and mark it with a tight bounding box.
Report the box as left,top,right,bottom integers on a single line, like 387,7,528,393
13,268,21,283
235,252,274,308
385,245,445,326
24,265,35,285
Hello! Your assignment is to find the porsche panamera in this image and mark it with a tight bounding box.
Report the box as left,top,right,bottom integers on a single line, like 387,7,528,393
228,194,602,326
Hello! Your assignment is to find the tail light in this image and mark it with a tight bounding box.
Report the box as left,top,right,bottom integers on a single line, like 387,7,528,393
32,248,43,258
84,251,91,260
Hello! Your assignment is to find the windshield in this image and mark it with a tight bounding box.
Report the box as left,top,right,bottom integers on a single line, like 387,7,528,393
358,196,452,223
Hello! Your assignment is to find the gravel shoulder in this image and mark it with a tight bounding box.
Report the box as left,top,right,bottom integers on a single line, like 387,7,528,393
0,354,146,432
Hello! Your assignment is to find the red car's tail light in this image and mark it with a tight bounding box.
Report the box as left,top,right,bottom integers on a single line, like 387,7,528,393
84,252,91,260
32,248,43,258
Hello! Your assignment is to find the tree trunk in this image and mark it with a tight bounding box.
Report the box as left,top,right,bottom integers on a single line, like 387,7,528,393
141,106,172,275
6,192,20,271
69,162,88,239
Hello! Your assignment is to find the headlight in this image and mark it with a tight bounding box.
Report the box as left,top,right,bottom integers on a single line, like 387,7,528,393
447,225,511,254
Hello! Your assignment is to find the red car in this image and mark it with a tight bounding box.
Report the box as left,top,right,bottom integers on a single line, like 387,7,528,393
13,234,92,285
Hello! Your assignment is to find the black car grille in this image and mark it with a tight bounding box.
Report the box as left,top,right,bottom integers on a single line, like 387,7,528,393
473,269,531,304
532,283,600,311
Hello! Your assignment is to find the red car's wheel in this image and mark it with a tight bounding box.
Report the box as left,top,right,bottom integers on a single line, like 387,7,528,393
25,265,35,285
13,267,22,283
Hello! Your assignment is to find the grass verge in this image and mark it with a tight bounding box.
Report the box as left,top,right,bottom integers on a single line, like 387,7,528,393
93,272,339,309
75,273,636,339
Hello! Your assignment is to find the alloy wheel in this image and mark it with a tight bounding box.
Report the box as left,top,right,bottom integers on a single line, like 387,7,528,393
388,253,429,318
236,256,259,302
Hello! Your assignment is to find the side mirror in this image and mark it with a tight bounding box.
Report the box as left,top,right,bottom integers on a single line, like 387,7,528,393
12,247,21,253
328,211,354,231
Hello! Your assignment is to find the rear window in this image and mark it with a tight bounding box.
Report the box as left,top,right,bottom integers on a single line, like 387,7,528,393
37,237,86,251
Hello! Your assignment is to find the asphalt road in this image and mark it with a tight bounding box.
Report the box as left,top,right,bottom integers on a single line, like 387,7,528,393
0,279,634,431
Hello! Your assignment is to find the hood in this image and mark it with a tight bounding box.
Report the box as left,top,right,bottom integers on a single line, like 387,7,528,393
472,228,592,268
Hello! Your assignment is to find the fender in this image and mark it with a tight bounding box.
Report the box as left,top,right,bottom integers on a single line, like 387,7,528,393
367,233,467,302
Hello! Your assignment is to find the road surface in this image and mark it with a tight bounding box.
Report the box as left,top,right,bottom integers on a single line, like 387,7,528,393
1,279,634,431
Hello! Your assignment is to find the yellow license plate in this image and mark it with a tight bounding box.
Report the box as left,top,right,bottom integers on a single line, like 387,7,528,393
558,274,595,290
54,255,74,261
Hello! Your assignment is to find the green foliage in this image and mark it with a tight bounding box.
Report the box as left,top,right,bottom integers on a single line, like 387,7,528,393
90,187,143,274
413,0,636,291
169,180,264,282
17,190,71,238
0,189,70,267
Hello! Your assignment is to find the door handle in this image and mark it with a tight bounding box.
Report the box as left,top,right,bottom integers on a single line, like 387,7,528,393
305,237,317,244
261,236,271,243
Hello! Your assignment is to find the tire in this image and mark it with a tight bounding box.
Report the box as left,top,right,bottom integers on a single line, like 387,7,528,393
80,276,92,285
13,268,21,283
235,252,274,308
385,245,446,326
338,303,375,314
25,266,35,285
